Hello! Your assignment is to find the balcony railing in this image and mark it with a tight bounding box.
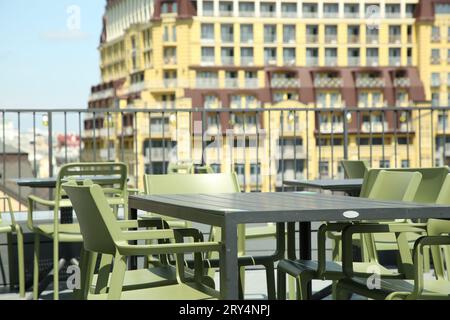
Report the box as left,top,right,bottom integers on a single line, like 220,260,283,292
356,76,385,88
261,11,276,18
306,34,318,43
244,79,258,88
196,79,219,88
241,57,254,66
271,78,300,88
314,77,342,88
393,77,411,87
366,57,379,66
366,35,379,44
221,56,235,65
348,57,360,66
389,57,402,66
389,35,402,44
1,105,450,204
302,12,318,18
431,56,441,64
324,35,337,44
324,57,338,67
224,78,239,88
306,57,318,66
281,11,297,18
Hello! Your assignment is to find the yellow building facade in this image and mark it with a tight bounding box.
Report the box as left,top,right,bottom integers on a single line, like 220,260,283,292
85,0,450,191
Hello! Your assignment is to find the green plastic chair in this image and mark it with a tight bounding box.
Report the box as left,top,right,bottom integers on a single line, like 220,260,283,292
63,181,221,300
335,173,450,300
0,196,24,297
27,162,128,300
341,160,369,179
167,163,194,174
143,173,278,299
277,170,423,300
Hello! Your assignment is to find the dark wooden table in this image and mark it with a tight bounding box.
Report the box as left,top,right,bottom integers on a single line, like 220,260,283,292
283,178,364,195
14,176,123,188
129,192,450,300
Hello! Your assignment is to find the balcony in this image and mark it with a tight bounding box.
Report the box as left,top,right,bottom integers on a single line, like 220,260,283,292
163,56,177,65
128,82,147,94
196,79,219,88
241,57,254,66
366,57,379,67
89,88,115,102
389,35,402,44
344,12,360,19
361,122,389,133
389,57,402,66
356,76,385,88
306,57,319,66
302,12,318,18
323,11,339,18
432,34,441,42
431,56,441,65
219,10,233,17
394,77,411,87
239,11,254,17
200,57,215,66
163,79,177,88
221,56,235,65
319,122,344,133
224,78,238,88
324,35,337,44
271,78,300,88
431,78,442,87
280,146,306,159
306,34,318,43
348,57,360,66
324,57,338,67
314,76,342,88
281,11,297,18
385,12,401,19
203,9,214,16
244,78,258,88
348,35,360,44
261,11,276,18
366,35,379,44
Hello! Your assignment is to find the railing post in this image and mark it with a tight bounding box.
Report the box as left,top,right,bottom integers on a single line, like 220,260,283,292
343,109,349,160
48,111,53,178
201,108,207,166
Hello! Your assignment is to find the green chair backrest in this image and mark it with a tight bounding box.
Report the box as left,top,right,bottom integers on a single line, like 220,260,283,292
63,182,121,255
341,160,369,179
367,170,422,202
144,173,241,195
360,167,449,203
429,174,450,280
56,162,128,202
167,163,194,174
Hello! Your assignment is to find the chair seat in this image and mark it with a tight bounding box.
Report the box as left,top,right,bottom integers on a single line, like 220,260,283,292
339,277,450,299
91,266,182,292
278,259,396,280
88,282,219,300
35,223,83,242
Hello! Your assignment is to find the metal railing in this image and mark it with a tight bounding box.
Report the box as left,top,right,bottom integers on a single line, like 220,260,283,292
1,106,450,211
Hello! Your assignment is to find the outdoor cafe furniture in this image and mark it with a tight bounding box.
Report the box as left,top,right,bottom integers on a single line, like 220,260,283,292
26,162,128,300
63,181,220,300
129,188,450,300
141,173,278,299
0,196,25,297
277,170,422,299
341,160,369,179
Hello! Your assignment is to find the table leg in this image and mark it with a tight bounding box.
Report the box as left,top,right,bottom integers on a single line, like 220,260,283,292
219,220,239,300
129,207,138,270
299,222,312,297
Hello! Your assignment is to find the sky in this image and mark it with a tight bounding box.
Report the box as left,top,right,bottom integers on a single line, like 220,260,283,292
0,0,105,109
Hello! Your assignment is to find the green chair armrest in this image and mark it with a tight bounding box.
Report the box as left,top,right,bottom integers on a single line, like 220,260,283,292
412,235,450,296
28,195,56,207
115,240,222,256
117,218,169,230
341,223,427,278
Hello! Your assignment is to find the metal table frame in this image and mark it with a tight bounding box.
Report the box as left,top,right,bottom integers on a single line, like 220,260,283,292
129,192,450,300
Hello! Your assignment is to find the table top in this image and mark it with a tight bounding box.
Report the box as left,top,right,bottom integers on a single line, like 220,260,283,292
13,176,123,188
129,192,450,226
283,179,364,192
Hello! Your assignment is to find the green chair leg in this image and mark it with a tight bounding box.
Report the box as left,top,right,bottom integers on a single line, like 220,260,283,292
16,226,25,298
95,254,113,294
6,233,14,293
107,253,127,300
33,233,40,300
53,239,59,300
264,263,276,300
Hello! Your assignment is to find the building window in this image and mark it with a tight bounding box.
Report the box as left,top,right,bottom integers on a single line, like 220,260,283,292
431,73,441,87
319,161,329,177
379,160,390,168
385,4,400,18
323,3,339,18
201,47,215,64
264,48,277,65
431,49,441,64
435,4,450,14
219,1,233,16
344,3,359,18
239,2,254,17
203,1,214,16
221,47,234,65
221,24,234,42
264,25,277,43
201,24,214,41
240,24,253,43
303,3,318,18
283,25,296,44
283,48,296,65
401,160,410,168
241,47,254,65
261,2,276,17
281,3,297,18
432,93,440,107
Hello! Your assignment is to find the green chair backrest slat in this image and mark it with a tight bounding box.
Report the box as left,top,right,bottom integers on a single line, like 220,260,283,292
341,160,369,179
